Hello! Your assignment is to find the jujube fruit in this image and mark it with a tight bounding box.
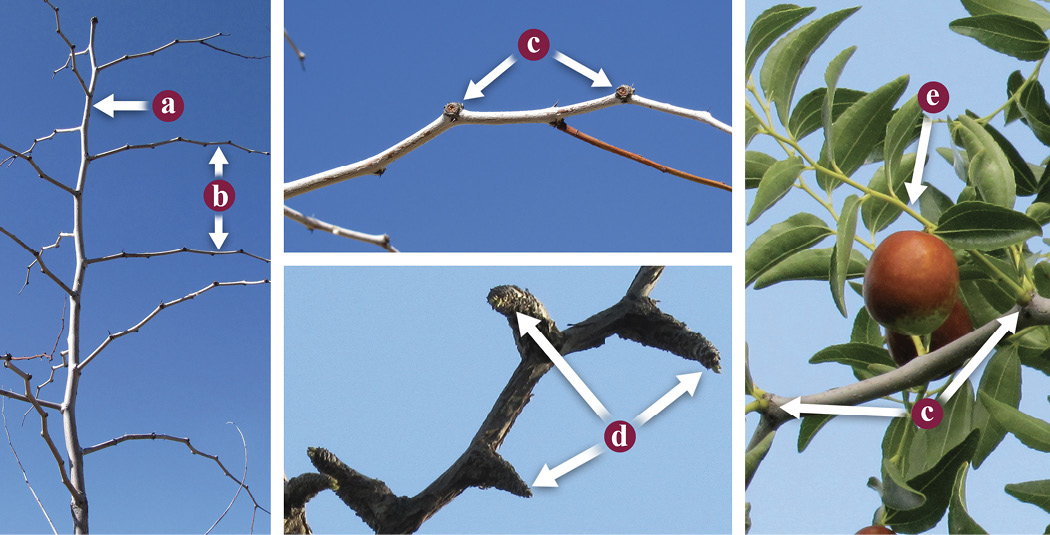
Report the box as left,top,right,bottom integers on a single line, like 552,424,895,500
887,297,973,368
863,230,959,335
855,526,895,534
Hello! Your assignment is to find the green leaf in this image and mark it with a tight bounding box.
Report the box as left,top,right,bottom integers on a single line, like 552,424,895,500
797,414,835,453
788,87,867,140
745,4,817,79
822,46,856,164
884,430,980,534
745,151,777,189
948,463,988,534
1027,202,1050,225
745,105,761,146
983,121,1040,195
748,157,803,224
962,0,1050,31
884,97,924,190
980,391,1050,451
744,344,754,397
745,429,775,488
1007,70,1025,124
851,307,884,346
950,14,1050,61
1005,479,1050,514
955,115,1016,209
933,201,1043,250
761,7,861,126
809,342,896,369
881,457,926,511
830,195,861,316
1035,261,1050,297
908,381,974,478
1011,71,1050,146
817,74,910,191
746,213,833,287
960,280,1005,329
973,345,1022,467
919,183,955,225
862,153,915,233
753,247,867,289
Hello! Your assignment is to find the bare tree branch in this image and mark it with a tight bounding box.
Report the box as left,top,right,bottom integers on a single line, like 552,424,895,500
90,137,269,160
0,224,75,296
284,30,306,69
3,398,59,535
0,127,81,167
283,207,397,252
0,140,77,195
97,33,266,72
78,279,270,371
204,423,251,534
85,247,270,265
42,0,89,93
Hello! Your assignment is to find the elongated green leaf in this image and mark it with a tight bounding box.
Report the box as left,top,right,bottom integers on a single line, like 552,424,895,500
1035,261,1050,297
948,462,988,534
1028,202,1050,225
797,414,835,453
746,104,762,146
788,88,867,140
963,0,1050,31
862,154,916,233
1011,71,1050,146
823,46,856,164
884,97,923,189
983,121,1039,195
956,115,1016,208
851,307,883,346
908,381,973,477
831,195,860,316
950,15,1050,61
1005,479,1050,514
884,430,980,534
746,151,777,189
748,157,803,224
809,342,896,369
746,213,833,287
919,183,955,225
744,344,754,397
1007,70,1025,124
817,75,910,191
973,346,1022,467
753,247,867,289
934,201,1043,250
980,391,1050,451
745,429,775,488
882,458,926,511
761,7,861,125
745,4,816,78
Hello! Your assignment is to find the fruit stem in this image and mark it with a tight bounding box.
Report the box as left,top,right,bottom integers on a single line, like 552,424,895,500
969,249,1032,305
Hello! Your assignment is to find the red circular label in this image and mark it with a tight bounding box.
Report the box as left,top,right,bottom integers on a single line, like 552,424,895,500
604,420,636,453
912,398,943,429
518,29,549,61
204,179,235,211
153,90,184,122
918,81,948,114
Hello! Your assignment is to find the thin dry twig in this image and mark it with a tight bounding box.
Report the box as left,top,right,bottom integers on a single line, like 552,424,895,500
205,423,250,534
284,30,306,69
20,233,73,294
0,127,80,167
97,33,266,72
0,224,74,296
86,247,270,265
551,119,731,191
42,0,89,93
91,137,269,160
78,279,270,370
283,207,397,252
3,398,59,535
0,140,76,195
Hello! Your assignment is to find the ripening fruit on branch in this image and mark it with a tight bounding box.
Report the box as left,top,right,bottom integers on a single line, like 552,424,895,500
887,297,974,368
855,525,895,534
863,231,959,335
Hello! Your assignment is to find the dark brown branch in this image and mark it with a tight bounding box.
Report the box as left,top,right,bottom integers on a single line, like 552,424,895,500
97,33,266,71
90,137,269,160
85,247,270,265
551,119,732,192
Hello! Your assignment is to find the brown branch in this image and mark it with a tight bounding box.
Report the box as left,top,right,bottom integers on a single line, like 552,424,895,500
97,33,266,71
42,0,89,94
0,224,75,296
0,140,77,195
551,119,731,192
284,30,306,69
90,137,269,160
86,247,270,265
286,267,720,533
283,206,398,252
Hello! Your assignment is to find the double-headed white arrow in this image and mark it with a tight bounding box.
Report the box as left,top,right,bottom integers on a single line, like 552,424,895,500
517,312,610,421
904,115,932,204
464,55,516,100
633,372,702,426
939,311,1018,402
93,94,148,118
552,51,611,88
209,213,228,249
209,147,228,177
533,443,603,488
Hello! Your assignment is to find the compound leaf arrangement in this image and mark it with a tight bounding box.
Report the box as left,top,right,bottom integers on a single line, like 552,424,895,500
746,2,1050,533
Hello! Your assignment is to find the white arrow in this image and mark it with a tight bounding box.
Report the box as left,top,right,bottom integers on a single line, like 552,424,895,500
209,147,228,178
781,397,907,419
552,51,611,88
516,312,611,421
209,213,228,249
464,55,516,100
93,94,148,118
939,312,1019,403
633,372,702,427
533,443,603,488
904,115,932,204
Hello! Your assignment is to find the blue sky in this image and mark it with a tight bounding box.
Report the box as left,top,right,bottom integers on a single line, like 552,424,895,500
746,1,1050,533
0,2,270,533
284,267,732,533
283,1,732,253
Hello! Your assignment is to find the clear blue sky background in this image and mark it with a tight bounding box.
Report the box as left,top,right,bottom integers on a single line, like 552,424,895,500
284,267,731,533
283,1,732,253
0,2,270,533
746,1,1050,533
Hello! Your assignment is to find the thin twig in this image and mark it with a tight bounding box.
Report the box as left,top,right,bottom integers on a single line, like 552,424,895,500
21,233,73,294
78,279,270,370
629,94,732,134
283,206,397,252
284,30,306,69
86,247,270,265
0,127,80,167
90,137,269,160
42,0,88,93
97,33,266,71
0,224,75,296
0,140,76,195
551,119,731,191
205,423,250,534
3,399,59,535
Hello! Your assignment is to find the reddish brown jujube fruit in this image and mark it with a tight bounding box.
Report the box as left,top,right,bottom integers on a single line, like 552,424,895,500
855,525,895,534
887,297,974,368
863,230,959,335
